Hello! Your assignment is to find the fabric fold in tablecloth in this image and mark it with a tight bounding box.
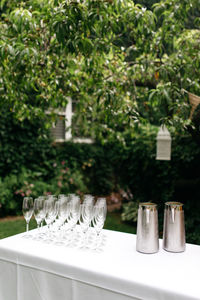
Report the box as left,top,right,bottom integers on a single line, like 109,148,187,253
0,229,200,300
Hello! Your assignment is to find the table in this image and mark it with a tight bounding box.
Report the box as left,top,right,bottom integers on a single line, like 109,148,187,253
0,228,200,300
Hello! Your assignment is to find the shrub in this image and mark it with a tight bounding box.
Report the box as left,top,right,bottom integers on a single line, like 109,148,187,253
53,142,117,195
1,110,200,244
0,109,57,179
0,164,87,216
0,174,19,215
121,201,138,223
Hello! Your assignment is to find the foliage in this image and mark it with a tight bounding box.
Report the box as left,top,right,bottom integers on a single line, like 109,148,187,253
0,122,200,243
0,163,87,216
0,109,56,178
0,0,199,143
0,0,200,245
134,0,159,10
51,160,88,195
53,142,117,195
121,201,138,223
0,174,19,214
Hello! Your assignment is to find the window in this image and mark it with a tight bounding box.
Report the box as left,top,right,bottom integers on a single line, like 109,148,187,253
49,98,94,143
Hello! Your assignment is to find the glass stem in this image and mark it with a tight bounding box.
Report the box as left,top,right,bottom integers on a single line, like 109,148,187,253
47,224,51,239
26,222,29,232
40,221,43,233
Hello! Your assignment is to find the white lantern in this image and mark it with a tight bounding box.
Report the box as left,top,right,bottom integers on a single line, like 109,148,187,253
156,125,171,161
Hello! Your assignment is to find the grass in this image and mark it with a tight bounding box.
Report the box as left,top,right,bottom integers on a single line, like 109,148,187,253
0,211,136,240
0,217,36,239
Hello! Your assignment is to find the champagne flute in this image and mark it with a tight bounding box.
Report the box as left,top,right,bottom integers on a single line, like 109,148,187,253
66,199,80,244
69,196,80,232
34,197,45,229
44,198,55,240
22,197,34,232
83,194,94,205
57,197,69,229
51,200,59,233
55,197,69,244
96,197,107,219
92,204,107,247
79,204,93,248
37,196,46,232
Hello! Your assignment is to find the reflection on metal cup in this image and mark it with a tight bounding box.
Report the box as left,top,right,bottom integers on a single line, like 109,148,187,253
163,202,186,253
136,202,159,254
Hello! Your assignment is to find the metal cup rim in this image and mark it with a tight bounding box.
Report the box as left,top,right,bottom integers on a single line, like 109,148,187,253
165,202,184,211
165,201,183,206
139,202,157,206
139,202,157,210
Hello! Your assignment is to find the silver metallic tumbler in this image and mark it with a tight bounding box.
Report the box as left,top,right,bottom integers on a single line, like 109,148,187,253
136,202,159,254
163,202,186,253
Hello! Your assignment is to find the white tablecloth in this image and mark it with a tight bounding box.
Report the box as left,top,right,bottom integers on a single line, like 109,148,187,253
0,228,200,300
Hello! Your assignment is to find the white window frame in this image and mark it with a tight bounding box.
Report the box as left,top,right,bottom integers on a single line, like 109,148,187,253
48,98,94,144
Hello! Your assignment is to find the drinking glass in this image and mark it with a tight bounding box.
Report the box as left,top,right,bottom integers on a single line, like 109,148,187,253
58,194,66,201
37,196,46,230
83,194,94,205
51,200,59,225
57,197,69,227
44,198,55,239
66,200,80,243
79,204,93,247
69,197,80,228
92,204,106,236
68,193,77,202
56,197,69,242
47,195,57,202
34,197,45,229
22,197,34,232
96,197,107,218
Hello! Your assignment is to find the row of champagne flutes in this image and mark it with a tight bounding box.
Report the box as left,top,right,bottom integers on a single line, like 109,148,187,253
22,194,107,249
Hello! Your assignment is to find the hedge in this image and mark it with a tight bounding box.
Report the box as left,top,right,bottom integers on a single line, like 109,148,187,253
0,112,200,243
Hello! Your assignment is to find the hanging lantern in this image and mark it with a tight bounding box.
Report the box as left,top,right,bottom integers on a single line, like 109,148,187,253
156,125,171,161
